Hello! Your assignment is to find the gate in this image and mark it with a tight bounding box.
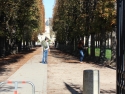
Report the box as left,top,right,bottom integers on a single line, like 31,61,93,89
117,0,125,93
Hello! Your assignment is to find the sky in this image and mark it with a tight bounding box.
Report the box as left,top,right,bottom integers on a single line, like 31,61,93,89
43,0,55,19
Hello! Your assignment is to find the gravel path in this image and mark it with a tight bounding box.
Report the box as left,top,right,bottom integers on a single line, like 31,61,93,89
47,47,116,94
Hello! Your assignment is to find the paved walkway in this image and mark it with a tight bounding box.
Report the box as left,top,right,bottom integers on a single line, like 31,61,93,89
0,52,47,94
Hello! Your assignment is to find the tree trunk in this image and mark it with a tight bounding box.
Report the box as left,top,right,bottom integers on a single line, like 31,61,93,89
91,33,95,58
100,32,106,63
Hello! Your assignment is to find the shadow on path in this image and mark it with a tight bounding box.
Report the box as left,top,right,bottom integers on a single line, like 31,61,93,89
50,46,116,70
64,82,82,94
100,89,116,94
0,48,38,81
64,82,116,94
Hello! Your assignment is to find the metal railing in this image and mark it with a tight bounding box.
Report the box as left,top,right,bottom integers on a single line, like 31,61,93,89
0,81,35,94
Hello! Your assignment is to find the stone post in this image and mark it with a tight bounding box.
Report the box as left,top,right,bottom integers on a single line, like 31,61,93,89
83,70,100,94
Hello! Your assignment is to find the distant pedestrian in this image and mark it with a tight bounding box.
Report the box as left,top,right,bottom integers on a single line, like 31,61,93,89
78,39,84,63
41,37,50,64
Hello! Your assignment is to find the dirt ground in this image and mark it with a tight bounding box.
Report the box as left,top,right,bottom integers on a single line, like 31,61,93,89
0,47,41,82
0,46,116,94
47,47,116,94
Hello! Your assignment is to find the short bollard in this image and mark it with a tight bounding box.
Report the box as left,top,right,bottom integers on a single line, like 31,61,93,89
83,70,100,94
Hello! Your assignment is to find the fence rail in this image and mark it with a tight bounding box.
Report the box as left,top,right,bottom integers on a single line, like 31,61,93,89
117,0,125,93
0,81,35,94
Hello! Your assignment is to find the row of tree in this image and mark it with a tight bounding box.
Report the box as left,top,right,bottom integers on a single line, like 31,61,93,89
0,0,45,56
52,0,116,65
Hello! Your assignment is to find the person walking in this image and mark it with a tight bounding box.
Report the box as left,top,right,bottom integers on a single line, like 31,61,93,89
78,39,84,63
41,37,50,64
